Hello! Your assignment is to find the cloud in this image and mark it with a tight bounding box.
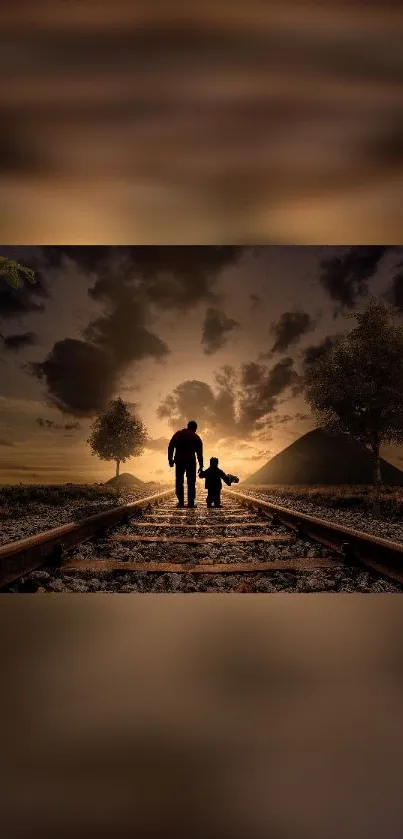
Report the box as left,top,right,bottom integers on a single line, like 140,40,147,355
157,366,239,441
249,294,261,311
238,357,301,431
158,359,300,442
201,307,240,354
250,449,273,461
1,332,38,352
36,417,81,431
275,411,311,425
29,339,118,417
83,301,168,367
29,247,245,417
0,437,15,447
269,308,316,354
384,257,403,311
47,246,245,311
319,247,390,315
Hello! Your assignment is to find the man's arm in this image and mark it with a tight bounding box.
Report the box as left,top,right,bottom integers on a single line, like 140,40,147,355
168,433,177,466
195,434,203,469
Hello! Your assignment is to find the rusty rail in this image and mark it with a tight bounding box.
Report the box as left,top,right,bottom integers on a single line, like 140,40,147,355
227,488,403,584
0,488,174,589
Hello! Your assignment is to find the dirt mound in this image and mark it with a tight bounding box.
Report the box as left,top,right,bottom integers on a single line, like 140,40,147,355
243,428,403,485
105,472,146,488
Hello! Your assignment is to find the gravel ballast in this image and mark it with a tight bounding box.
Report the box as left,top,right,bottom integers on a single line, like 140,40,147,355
0,486,161,546
4,489,403,594
236,487,403,545
7,491,403,593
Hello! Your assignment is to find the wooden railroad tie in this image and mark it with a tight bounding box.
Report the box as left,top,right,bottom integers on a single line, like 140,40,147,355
110,534,295,544
131,522,271,528
62,557,342,574
141,514,255,519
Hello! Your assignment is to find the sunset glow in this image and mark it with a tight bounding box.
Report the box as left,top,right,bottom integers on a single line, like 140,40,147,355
1,246,403,484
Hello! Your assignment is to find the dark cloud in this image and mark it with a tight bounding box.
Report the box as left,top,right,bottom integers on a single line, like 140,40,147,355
238,357,300,431
83,301,168,367
0,438,15,447
384,258,403,311
294,411,311,421
158,359,299,442
36,417,81,431
269,308,316,354
30,313,168,417
302,334,344,367
1,332,38,352
29,246,244,417
249,294,261,311
275,413,295,425
275,411,311,425
319,247,390,315
158,380,220,431
29,339,118,417
47,246,245,311
201,307,240,355
249,448,273,461
157,366,238,441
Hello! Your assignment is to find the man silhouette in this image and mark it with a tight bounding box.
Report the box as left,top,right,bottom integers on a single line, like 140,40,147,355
168,420,203,507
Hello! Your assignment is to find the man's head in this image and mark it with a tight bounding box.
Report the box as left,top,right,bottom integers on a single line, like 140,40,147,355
187,420,197,432
210,457,219,467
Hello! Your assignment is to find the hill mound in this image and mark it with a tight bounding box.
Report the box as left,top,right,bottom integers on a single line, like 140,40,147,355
243,428,403,485
105,472,146,489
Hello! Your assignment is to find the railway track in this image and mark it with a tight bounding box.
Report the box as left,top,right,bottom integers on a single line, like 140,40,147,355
1,487,403,592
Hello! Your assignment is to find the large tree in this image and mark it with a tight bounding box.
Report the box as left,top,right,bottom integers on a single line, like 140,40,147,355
0,257,36,344
87,397,147,478
0,256,35,289
303,296,403,487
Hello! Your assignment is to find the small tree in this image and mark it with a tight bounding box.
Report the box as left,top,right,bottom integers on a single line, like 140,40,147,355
87,397,147,478
303,296,403,489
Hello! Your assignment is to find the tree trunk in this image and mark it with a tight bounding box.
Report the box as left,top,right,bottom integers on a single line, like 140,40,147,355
371,441,381,516
373,446,382,487
116,459,120,478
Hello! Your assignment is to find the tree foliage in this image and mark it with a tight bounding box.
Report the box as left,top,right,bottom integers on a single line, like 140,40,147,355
0,257,36,344
303,295,403,485
87,397,147,477
0,257,35,289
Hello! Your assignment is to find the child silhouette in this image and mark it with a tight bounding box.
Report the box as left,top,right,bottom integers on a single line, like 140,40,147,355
198,457,239,508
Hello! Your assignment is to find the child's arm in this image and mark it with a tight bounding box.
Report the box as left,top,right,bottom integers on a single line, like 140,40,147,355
227,474,239,484
219,470,232,486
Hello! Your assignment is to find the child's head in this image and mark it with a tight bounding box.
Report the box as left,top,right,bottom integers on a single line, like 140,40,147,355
210,457,219,467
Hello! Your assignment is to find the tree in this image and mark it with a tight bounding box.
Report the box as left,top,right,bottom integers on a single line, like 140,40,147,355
1,257,36,343
303,296,403,488
87,397,147,478
0,257,35,289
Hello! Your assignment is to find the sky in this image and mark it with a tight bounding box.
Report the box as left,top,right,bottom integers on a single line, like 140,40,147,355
1,245,403,484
